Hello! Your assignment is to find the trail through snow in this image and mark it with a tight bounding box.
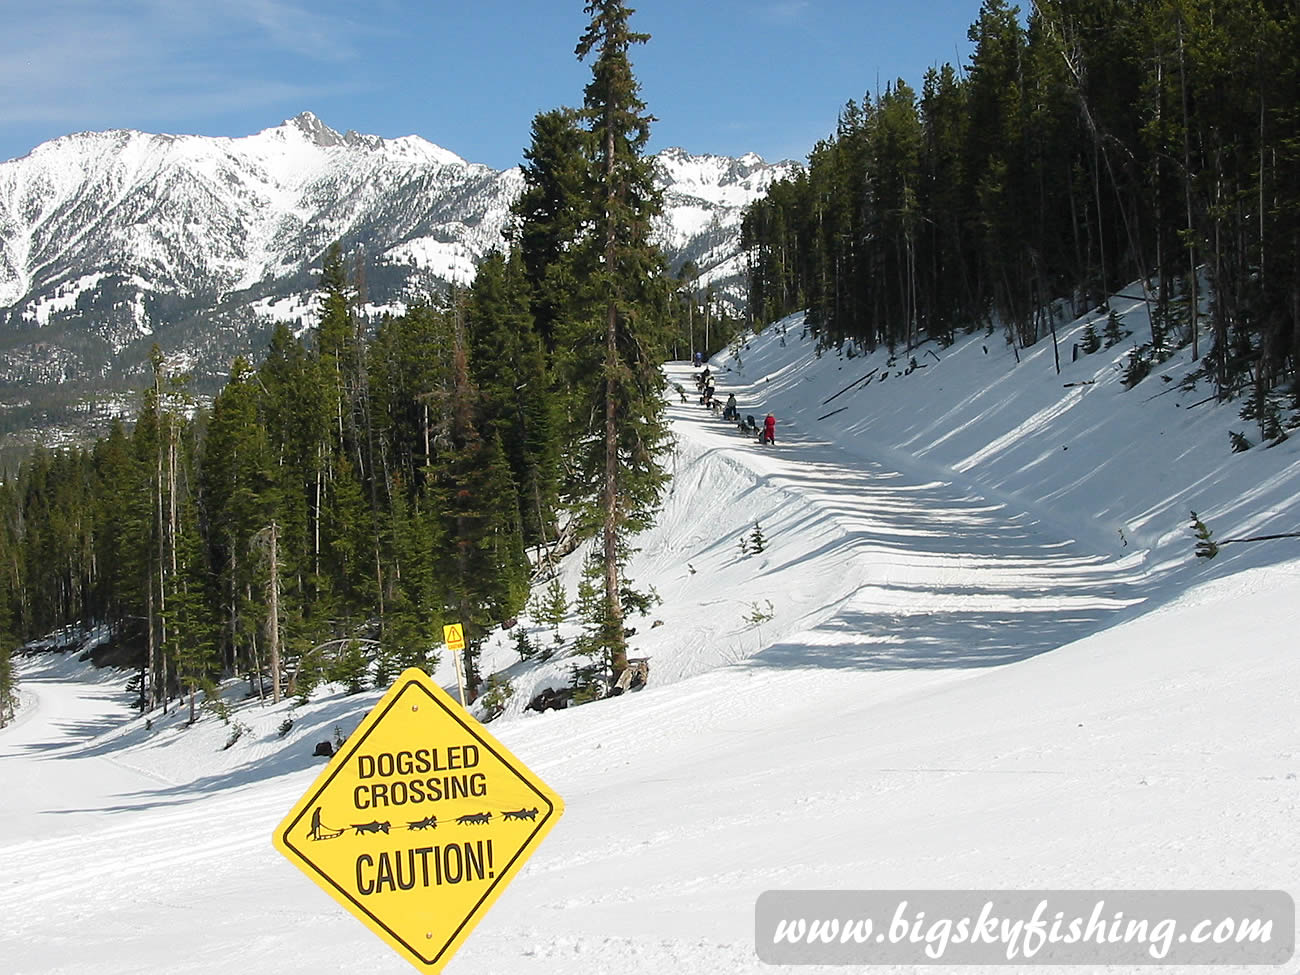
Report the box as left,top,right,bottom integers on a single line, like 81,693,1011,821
3,312,1298,974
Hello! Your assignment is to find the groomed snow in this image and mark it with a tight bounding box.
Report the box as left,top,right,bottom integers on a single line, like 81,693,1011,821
2,297,1297,974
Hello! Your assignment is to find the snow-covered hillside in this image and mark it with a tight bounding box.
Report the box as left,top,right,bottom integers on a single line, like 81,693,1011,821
0,113,797,389
3,299,1296,974
0,113,484,306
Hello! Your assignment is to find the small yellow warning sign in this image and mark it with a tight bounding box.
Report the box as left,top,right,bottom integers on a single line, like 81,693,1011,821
272,668,563,972
442,623,465,651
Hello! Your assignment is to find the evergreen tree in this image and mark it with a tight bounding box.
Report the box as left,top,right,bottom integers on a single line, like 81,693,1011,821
0,648,14,728
569,0,674,680
512,626,537,661
167,489,220,724
965,0,1032,343
318,450,371,619
1103,310,1126,348
1189,511,1218,560
375,475,440,681
316,242,357,459
919,63,971,344
0,483,15,726
531,576,569,654
432,320,530,701
91,421,140,632
201,358,274,676
513,108,591,352
465,248,562,551
1081,322,1101,354
258,321,326,616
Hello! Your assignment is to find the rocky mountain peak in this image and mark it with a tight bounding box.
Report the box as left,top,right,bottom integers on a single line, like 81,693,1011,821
0,116,802,454
287,111,346,148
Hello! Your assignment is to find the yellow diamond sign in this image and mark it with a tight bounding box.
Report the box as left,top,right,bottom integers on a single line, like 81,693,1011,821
442,623,465,652
273,667,564,972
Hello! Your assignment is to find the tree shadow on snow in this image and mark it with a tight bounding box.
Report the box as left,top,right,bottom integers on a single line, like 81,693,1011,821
745,603,1118,671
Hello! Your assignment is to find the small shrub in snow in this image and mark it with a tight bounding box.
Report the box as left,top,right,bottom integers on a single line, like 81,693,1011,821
1122,347,1152,388
1189,511,1219,560
204,694,231,725
125,672,144,709
292,675,316,708
1263,408,1285,443
568,661,607,706
1244,393,1288,444
1149,307,1169,357
223,720,250,750
531,577,569,649
575,576,601,623
619,581,659,617
1103,310,1128,348
540,631,562,661
326,640,368,696
479,673,514,722
744,600,775,626
513,627,537,661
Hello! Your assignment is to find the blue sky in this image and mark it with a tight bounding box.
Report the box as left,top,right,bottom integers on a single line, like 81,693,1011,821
0,0,979,168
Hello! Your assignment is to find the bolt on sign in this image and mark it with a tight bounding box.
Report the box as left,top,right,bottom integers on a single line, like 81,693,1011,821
273,667,564,972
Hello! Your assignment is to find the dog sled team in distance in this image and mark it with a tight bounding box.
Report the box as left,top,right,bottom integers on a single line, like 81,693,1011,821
691,357,775,445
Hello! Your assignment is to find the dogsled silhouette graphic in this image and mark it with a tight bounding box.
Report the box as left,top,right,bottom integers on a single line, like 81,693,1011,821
305,803,545,842
308,807,344,841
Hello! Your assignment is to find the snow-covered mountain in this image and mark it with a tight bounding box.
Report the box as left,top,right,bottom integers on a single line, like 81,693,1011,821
0,113,799,452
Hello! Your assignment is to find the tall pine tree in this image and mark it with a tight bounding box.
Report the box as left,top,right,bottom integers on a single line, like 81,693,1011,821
571,0,674,679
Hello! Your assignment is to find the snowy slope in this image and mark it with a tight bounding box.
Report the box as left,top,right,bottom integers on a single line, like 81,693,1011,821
0,115,796,391
0,115,798,460
0,112,505,311
2,300,1297,974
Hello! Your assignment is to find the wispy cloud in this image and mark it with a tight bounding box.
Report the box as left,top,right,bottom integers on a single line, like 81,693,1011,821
0,0,372,126
757,1,812,25
148,0,364,63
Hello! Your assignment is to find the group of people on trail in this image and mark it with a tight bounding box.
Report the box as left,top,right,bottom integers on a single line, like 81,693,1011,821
696,366,717,407
692,358,776,445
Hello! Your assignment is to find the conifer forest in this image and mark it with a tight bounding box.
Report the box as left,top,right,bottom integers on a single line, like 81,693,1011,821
3,0,1299,720
743,0,1300,402
0,0,681,719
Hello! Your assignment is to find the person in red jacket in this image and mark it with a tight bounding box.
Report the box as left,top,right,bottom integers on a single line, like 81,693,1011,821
761,413,776,444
